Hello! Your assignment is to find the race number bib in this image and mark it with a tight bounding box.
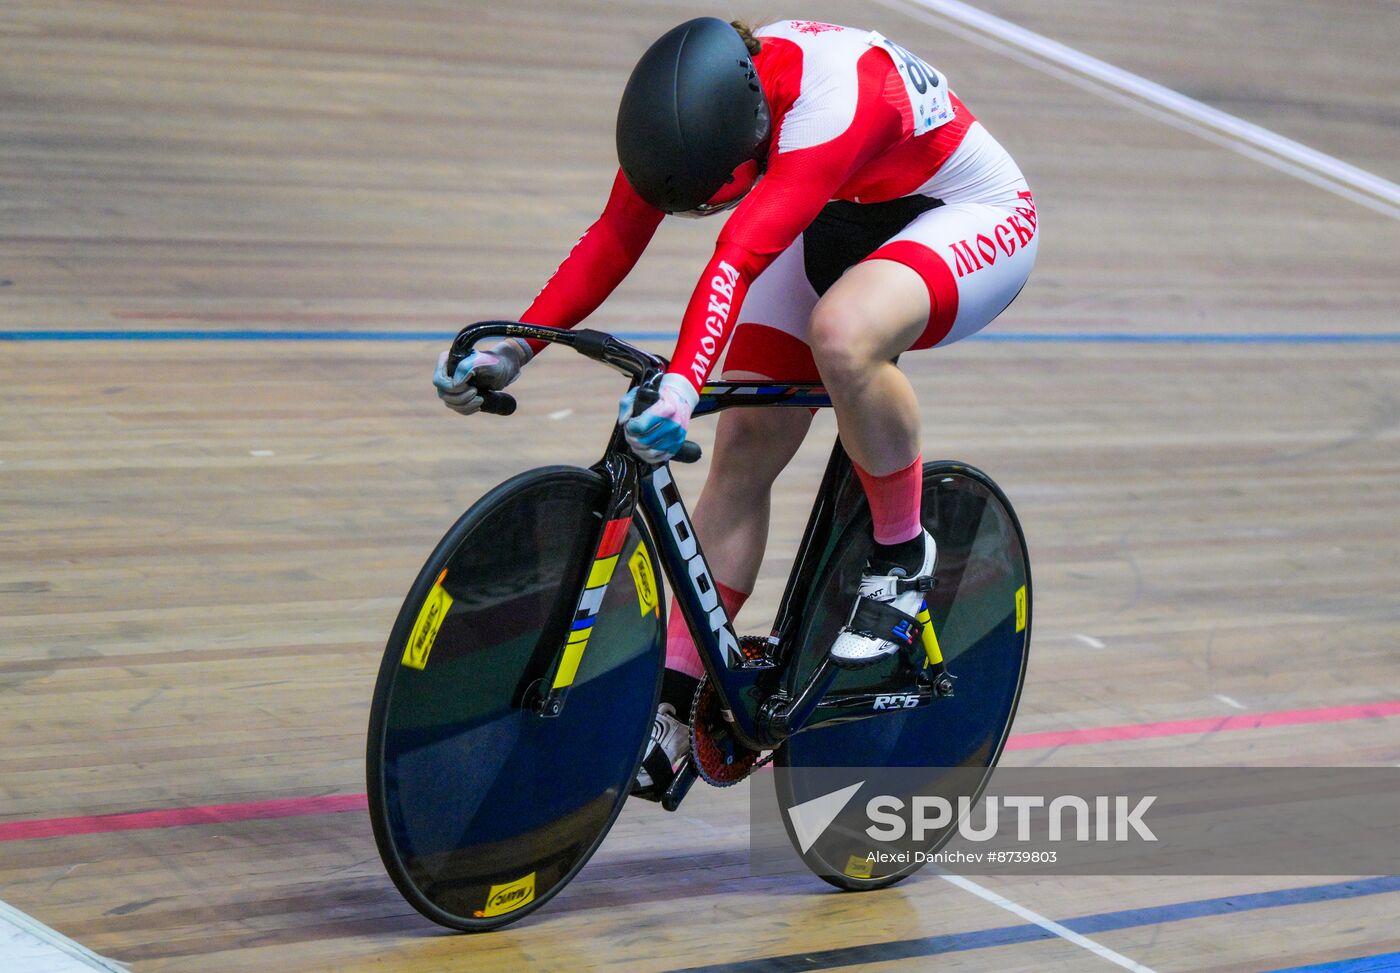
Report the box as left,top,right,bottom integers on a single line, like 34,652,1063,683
868,31,954,134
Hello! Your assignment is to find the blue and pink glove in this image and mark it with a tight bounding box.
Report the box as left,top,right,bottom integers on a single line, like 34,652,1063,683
433,338,532,415
618,374,700,464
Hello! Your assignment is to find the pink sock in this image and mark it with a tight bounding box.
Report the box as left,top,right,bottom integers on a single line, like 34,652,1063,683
664,581,749,678
854,455,924,545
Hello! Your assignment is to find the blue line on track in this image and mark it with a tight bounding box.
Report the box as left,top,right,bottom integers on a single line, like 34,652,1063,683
1063,875,1400,935
1,330,1399,344
974,332,1400,344
662,875,1400,973
0,330,452,342
1260,951,1400,973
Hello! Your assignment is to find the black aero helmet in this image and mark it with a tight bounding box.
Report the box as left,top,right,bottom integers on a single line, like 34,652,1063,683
616,17,771,215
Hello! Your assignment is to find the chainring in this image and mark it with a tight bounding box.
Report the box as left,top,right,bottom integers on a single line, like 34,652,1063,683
689,638,775,786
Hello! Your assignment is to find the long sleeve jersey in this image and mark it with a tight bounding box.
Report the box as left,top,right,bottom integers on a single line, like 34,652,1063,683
519,20,977,392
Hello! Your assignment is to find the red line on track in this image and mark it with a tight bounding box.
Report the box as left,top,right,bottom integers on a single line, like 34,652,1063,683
3,700,1397,843
0,794,368,842
1001,700,1400,751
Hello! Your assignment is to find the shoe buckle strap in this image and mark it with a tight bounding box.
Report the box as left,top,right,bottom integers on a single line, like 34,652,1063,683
895,574,936,594
848,596,923,648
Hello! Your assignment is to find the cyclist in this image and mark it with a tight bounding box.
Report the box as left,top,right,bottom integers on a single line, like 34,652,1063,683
435,17,1038,794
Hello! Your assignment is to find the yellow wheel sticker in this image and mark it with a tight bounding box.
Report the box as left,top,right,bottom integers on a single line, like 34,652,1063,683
843,855,874,879
628,543,659,617
476,872,536,918
401,569,453,670
1014,584,1027,633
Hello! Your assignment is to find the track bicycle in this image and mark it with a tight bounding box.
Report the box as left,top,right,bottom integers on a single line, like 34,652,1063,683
366,321,1031,930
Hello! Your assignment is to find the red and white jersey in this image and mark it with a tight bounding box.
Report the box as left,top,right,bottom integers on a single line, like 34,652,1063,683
520,20,1027,391
749,20,1008,206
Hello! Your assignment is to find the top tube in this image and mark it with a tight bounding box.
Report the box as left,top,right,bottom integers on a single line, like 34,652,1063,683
694,382,831,416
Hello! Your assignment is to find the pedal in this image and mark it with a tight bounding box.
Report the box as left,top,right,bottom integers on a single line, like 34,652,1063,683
631,760,686,805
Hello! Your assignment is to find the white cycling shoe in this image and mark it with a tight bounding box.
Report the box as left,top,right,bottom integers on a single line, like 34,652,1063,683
830,530,938,669
634,703,690,793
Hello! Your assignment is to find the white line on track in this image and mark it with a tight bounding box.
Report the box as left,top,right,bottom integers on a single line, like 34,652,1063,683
872,0,1400,220
1073,633,1107,649
937,871,1159,971
1214,693,1248,711
0,898,130,973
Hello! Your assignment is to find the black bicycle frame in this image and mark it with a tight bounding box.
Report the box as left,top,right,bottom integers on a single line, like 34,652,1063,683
447,322,926,756
635,420,843,750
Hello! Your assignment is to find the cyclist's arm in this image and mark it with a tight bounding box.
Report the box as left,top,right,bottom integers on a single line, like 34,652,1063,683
518,170,665,354
667,75,904,392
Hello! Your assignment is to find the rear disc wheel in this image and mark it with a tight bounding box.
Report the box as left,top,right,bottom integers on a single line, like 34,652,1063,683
773,462,1032,890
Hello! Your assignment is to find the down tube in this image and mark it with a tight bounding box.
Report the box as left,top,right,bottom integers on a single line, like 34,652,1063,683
638,464,769,749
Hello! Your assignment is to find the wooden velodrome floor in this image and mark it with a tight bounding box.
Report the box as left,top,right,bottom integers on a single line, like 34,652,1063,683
2,1,1398,971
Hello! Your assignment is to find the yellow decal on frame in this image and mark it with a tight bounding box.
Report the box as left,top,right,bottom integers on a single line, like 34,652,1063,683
1014,584,1027,633
552,627,592,689
587,554,620,589
917,605,943,666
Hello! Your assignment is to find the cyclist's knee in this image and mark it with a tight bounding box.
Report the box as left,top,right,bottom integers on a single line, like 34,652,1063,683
809,297,876,385
810,261,930,387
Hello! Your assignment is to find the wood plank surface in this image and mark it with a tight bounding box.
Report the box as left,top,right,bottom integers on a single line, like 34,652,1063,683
1,1,1397,971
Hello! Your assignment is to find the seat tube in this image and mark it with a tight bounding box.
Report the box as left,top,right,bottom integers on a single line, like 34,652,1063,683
770,439,857,644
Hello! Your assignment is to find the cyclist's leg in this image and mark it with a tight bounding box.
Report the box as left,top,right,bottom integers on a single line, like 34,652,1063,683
640,238,818,788
810,191,1040,664
689,401,813,602
655,399,810,677
663,236,819,675
638,397,811,792
815,191,1041,509
809,260,926,489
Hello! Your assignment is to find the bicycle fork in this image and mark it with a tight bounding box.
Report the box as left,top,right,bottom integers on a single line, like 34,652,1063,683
530,453,644,717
